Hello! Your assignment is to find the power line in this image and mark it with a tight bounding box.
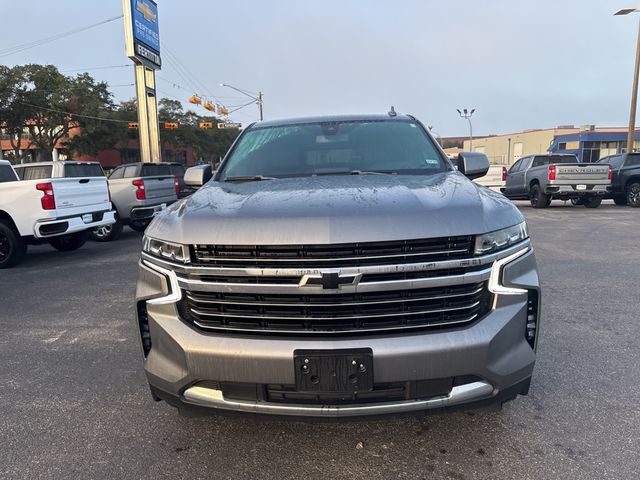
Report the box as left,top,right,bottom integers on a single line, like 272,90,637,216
0,15,123,59
15,101,133,124
61,64,130,73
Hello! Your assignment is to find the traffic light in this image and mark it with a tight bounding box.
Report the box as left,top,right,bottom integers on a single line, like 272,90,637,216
188,95,202,105
203,101,215,112
164,122,179,129
199,121,213,129
128,122,138,129
218,104,229,116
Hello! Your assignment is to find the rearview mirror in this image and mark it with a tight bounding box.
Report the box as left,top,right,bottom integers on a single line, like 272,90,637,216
184,164,213,189
456,152,490,180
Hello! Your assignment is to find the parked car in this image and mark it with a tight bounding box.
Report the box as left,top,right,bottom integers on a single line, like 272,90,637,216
13,160,106,181
166,162,196,198
136,114,540,418
0,160,115,268
473,164,507,193
502,153,611,208
597,153,640,207
90,162,179,242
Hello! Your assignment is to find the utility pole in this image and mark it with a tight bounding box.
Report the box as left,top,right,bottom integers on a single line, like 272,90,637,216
221,83,264,121
457,108,475,151
615,8,640,153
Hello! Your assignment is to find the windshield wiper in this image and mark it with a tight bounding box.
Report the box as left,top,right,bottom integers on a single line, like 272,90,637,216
223,175,278,183
313,170,395,177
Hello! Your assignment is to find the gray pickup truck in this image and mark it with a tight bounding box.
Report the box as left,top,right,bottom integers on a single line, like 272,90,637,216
135,113,541,418
503,153,611,208
91,162,178,241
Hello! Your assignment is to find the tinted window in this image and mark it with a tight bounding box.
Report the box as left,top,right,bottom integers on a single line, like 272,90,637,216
0,165,18,182
625,154,640,167
532,155,578,166
63,163,105,178
141,164,171,176
17,166,53,180
220,120,448,178
509,158,525,173
599,155,624,169
123,165,138,178
169,164,185,176
109,167,124,179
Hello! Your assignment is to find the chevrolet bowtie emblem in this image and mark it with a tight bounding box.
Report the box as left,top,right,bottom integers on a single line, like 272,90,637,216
136,0,157,23
299,272,362,290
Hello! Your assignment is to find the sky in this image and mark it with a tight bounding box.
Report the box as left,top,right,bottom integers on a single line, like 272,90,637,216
1,0,637,136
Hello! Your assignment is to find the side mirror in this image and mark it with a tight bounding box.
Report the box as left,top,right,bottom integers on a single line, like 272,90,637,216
456,152,490,180
184,164,213,189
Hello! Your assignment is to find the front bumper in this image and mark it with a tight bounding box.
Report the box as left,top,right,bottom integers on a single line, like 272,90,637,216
34,210,116,238
136,247,540,417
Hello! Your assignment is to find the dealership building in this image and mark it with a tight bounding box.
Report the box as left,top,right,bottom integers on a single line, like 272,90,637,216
463,125,640,165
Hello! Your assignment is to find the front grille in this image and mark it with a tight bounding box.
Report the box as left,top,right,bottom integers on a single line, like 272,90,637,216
191,236,475,268
177,281,493,335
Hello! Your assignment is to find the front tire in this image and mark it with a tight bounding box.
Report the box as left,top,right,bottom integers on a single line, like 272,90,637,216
583,197,602,208
627,182,640,207
48,231,89,251
530,185,550,208
90,218,123,242
0,220,28,269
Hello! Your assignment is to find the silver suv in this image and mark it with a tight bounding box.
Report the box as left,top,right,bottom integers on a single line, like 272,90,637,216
136,114,541,418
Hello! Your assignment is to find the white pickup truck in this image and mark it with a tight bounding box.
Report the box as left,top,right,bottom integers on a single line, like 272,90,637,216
0,160,115,268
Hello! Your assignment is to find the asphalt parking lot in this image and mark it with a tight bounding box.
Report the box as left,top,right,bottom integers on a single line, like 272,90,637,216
1,201,639,480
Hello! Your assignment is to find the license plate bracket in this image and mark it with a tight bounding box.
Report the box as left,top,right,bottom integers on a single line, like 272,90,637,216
294,348,373,393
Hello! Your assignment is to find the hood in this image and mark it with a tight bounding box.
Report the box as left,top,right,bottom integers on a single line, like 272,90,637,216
147,172,524,245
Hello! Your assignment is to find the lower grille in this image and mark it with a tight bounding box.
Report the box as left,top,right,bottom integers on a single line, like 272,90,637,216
177,281,493,335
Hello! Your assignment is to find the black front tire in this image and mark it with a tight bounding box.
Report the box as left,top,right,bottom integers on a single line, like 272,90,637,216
48,231,89,251
129,219,151,233
613,196,627,206
0,220,28,269
90,219,123,242
583,197,602,208
530,185,550,208
627,183,640,207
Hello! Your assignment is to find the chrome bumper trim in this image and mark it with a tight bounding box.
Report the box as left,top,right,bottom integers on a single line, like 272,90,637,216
182,381,494,417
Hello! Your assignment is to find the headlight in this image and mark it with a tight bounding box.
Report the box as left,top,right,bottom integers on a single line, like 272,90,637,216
142,236,191,263
475,222,528,255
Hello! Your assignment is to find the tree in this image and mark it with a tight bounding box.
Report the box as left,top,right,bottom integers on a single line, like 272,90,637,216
0,65,33,162
0,64,121,161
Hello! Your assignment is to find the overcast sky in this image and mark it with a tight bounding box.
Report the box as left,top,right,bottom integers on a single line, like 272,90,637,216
1,0,637,136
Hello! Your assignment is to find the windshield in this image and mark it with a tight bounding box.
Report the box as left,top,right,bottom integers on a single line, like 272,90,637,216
219,120,448,179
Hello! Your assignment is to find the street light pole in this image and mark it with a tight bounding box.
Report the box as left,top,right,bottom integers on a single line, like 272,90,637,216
457,108,475,151
615,8,640,153
220,83,264,121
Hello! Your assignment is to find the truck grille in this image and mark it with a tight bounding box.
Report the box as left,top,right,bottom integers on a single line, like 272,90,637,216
191,236,475,268
177,281,492,335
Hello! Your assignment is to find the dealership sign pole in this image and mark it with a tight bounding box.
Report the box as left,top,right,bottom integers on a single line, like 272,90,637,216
122,0,162,163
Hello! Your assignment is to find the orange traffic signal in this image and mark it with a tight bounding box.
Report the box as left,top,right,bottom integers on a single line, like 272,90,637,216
164,122,179,129
199,121,213,129
203,101,215,112
188,95,202,105
128,122,138,129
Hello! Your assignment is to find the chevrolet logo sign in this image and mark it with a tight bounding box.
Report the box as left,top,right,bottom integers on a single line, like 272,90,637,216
136,0,157,23
299,272,362,290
